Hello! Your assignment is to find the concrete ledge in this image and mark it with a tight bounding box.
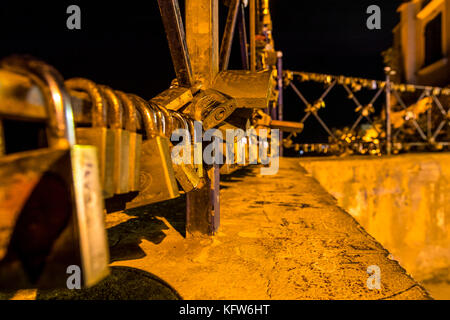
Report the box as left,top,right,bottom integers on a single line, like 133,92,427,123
105,158,430,300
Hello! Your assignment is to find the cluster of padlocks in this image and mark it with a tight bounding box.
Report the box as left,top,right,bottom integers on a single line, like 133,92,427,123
0,0,307,291
0,55,285,289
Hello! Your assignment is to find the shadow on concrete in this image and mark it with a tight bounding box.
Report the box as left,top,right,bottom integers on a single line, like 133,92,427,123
106,166,257,263
220,166,256,189
107,195,187,262
36,266,182,300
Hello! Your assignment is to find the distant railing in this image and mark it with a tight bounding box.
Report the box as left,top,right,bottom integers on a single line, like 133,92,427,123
283,69,450,156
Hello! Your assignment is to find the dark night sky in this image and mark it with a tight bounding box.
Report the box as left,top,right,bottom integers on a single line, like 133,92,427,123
0,0,405,143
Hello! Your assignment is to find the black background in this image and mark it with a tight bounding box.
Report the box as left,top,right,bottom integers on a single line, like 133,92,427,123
0,0,405,147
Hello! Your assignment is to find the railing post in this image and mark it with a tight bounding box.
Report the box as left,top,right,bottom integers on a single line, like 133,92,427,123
185,0,220,236
385,67,392,155
277,51,284,157
249,0,256,72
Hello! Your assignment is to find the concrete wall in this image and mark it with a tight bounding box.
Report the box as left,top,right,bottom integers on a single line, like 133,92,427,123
300,153,450,281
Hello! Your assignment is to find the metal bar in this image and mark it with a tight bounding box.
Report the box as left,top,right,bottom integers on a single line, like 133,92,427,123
185,0,219,88
185,0,220,236
432,95,447,116
425,90,432,139
386,72,392,155
237,1,249,70
427,107,432,139
289,82,310,106
219,0,240,71
210,164,220,233
392,89,408,109
249,0,256,72
157,0,193,87
270,120,304,133
369,86,385,105
320,80,337,100
277,52,284,122
432,120,447,140
342,84,363,108
300,112,311,124
270,104,277,120
392,89,428,141
312,111,336,140
277,51,284,157
289,70,450,93
350,114,364,132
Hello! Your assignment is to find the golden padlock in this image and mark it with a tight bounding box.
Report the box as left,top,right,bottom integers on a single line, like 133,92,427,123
169,110,202,192
126,96,179,209
0,56,109,289
99,85,130,195
149,101,201,192
186,117,204,178
115,92,143,192
65,78,115,199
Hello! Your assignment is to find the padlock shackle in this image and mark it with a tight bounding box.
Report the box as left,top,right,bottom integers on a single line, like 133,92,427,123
171,111,190,137
129,95,158,131
153,104,173,139
186,117,198,144
65,78,108,129
99,85,123,131
1,56,76,148
115,91,138,133
148,101,166,137
129,95,158,139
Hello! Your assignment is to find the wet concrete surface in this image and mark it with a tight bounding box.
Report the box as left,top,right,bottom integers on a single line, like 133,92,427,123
0,158,431,299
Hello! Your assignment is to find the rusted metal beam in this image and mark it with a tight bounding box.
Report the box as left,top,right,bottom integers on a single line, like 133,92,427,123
237,2,249,70
157,0,193,87
219,0,240,71
249,0,256,72
270,120,304,133
185,0,219,88
185,0,220,236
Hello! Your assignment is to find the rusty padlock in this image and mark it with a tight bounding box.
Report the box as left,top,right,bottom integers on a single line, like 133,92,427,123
0,56,109,289
65,78,115,199
126,96,179,208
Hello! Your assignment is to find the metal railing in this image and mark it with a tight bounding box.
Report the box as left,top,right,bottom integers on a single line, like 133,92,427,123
283,69,450,156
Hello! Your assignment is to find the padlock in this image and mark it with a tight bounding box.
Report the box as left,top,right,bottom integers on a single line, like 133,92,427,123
0,56,109,289
186,117,204,178
99,85,130,195
114,91,143,192
126,96,179,209
169,110,202,192
147,101,199,192
65,78,115,199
